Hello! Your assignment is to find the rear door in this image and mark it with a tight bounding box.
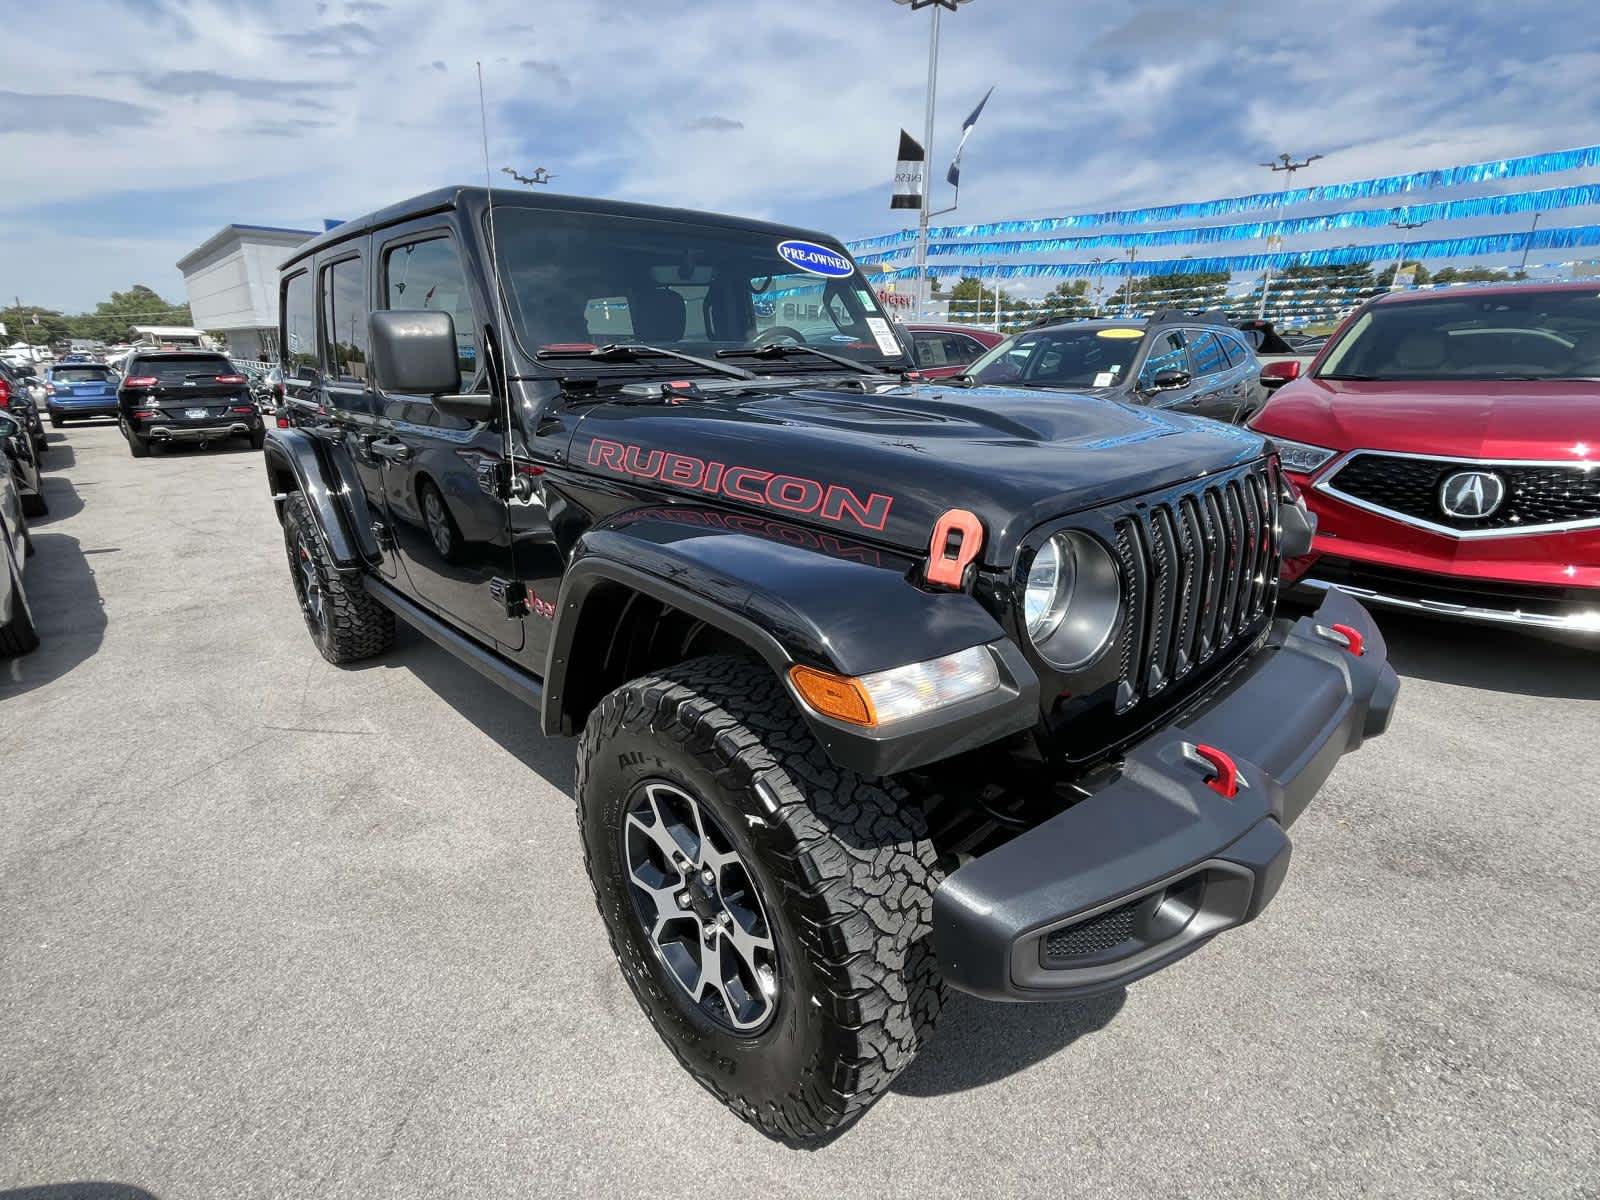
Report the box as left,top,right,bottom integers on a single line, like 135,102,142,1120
1175,330,1241,422
371,222,522,651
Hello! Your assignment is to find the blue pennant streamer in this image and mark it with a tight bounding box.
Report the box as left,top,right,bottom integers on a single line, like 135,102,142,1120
871,224,1600,280
847,143,1600,250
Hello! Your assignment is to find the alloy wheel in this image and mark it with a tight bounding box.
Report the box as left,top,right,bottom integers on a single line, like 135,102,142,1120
423,487,452,558
295,533,324,629
621,780,779,1034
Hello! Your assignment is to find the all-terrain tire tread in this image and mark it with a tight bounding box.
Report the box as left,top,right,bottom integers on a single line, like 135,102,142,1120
282,492,394,664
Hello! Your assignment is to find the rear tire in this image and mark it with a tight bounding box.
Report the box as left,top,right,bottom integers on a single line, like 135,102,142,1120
576,655,945,1142
128,434,150,458
281,492,394,664
21,490,46,518
248,428,266,451
49,415,62,429
0,540,40,657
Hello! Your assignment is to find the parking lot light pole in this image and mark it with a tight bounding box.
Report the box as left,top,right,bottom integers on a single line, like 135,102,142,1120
894,0,976,319
1388,214,1428,291
1256,152,1324,319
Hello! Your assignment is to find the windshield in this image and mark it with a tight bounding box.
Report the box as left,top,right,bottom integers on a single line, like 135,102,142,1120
52,367,113,384
967,326,1145,388
492,209,908,370
1318,289,1600,381
131,355,235,384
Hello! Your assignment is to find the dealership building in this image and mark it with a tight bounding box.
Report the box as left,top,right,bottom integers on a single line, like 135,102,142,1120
176,224,317,361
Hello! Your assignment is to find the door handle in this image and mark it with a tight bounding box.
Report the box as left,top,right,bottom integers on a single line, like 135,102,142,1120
369,437,413,462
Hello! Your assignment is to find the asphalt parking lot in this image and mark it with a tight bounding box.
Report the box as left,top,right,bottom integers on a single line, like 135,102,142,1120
2,422,1597,1199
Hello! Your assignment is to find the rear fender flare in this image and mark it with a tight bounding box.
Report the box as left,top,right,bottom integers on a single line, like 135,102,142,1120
262,427,382,570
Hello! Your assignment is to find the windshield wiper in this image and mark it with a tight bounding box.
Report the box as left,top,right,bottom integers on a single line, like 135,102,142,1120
715,343,879,375
537,343,755,382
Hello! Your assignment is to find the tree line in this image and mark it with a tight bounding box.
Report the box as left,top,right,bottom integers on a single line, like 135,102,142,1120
1,286,193,346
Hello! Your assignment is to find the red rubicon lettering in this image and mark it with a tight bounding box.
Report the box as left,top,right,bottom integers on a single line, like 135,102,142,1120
582,438,896,532
722,466,773,503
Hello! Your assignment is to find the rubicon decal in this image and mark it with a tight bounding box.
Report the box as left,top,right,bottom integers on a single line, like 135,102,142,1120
586,438,894,532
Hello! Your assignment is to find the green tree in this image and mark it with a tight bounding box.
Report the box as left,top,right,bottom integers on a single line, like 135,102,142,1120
0,304,70,347
1109,269,1229,314
1430,265,1526,284
68,286,193,343
1368,261,1429,288
946,275,1042,331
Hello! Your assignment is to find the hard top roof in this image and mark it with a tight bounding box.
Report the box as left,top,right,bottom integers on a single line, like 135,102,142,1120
282,186,848,272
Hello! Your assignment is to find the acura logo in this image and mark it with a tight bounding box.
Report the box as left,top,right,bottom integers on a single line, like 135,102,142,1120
1439,470,1507,519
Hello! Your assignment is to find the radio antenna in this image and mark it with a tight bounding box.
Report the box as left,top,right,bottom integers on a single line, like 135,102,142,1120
476,62,515,423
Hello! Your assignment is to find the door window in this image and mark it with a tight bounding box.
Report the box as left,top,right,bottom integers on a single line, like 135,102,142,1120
320,257,369,385
1187,331,1227,376
1138,331,1189,389
912,332,985,368
382,235,481,390
281,270,317,380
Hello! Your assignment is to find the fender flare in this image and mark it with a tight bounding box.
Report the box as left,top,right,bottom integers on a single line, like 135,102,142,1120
262,427,382,571
541,507,1039,775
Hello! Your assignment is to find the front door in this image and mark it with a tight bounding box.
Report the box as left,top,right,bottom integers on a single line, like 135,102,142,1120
371,228,523,652
1180,329,1247,423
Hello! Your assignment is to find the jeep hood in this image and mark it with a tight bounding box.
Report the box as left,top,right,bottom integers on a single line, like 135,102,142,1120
567,380,1268,566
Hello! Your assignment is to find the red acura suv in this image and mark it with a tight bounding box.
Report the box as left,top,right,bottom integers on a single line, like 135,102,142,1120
1250,282,1600,638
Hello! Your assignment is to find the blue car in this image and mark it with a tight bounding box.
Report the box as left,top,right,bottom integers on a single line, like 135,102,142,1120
45,362,120,425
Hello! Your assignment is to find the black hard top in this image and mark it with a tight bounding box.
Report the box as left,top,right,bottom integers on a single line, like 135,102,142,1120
282,186,847,272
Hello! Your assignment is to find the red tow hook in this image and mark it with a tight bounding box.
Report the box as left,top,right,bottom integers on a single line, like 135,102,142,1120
1330,622,1365,657
1182,742,1243,799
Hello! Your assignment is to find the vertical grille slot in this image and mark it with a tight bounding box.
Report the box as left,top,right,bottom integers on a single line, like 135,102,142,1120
1103,463,1279,720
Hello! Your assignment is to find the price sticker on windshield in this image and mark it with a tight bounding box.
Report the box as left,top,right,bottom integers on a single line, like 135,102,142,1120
865,317,903,357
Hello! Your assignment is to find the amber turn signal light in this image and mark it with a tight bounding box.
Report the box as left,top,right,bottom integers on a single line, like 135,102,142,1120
788,664,877,727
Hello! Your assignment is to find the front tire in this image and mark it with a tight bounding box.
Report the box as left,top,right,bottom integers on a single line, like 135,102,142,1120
281,492,394,664
21,489,46,518
576,655,944,1142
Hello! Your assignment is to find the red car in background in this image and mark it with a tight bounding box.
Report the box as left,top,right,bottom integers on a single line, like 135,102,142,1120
903,323,1006,379
1249,282,1600,638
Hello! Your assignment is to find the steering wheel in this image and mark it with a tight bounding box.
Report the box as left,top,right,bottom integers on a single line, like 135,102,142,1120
753,326,807,348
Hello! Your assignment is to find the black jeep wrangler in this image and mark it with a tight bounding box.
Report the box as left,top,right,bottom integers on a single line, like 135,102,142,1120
263,187,1398,1141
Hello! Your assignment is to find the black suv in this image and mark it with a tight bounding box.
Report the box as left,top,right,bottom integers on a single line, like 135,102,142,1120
959,310,1269,424
263,187,1398,1141
117,351,264,457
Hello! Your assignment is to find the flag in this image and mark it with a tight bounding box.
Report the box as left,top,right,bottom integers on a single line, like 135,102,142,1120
891,130,924,210
946,86,994,189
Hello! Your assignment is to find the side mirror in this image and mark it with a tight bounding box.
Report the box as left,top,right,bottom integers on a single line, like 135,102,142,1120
369,310,464,397
1151,367,1191,391
1260,359,1303,388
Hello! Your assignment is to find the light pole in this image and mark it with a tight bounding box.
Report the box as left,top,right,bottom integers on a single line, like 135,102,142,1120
893,0,976,319
1518,211,1543,274
1387,214,1428,291
1256,151,1324,319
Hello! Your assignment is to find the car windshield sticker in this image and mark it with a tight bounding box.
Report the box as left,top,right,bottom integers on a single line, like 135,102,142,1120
777,240,855,278
1092,371,1117,387
865,317,902,357
1097,328,1144,339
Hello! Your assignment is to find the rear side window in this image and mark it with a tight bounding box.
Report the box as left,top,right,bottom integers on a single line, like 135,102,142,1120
321,256,369,384
281,270,317,381
1187,331,1227,375
382,236,479,390
912,332,984,368
129,355,234,385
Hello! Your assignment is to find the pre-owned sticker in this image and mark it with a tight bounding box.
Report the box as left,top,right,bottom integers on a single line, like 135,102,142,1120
777,240,855,278
865,317,903,357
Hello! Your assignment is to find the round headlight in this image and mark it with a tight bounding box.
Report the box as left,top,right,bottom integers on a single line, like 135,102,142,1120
1024,531,1121,670
1024,536,1067,639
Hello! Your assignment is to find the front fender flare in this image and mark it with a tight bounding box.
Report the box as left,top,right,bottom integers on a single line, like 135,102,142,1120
542,507,1040,774
262,427,382,571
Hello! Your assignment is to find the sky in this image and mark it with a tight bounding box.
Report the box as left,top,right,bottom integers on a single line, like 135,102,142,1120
4,0,1600,314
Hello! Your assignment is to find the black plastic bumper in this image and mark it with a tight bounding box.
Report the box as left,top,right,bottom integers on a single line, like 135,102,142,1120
933,586,1398,1001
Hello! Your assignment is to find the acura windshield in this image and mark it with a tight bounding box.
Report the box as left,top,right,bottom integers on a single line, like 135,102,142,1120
1318,289,1600,381
966,325,1145,388
491,209,909,370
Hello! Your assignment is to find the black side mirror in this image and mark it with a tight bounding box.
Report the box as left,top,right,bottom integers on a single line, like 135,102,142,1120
369,310,464,397
1151,368,1192,391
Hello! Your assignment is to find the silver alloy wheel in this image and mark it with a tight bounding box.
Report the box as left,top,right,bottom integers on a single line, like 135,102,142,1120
422,487,452,558
621,780,779,1034
296,534,324,628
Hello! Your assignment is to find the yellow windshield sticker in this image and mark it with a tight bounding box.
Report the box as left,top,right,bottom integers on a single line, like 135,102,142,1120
1096,328,1145,339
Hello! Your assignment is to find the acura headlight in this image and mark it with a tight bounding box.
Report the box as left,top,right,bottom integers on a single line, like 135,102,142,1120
1022,531,1122,670
1263,436,1336,475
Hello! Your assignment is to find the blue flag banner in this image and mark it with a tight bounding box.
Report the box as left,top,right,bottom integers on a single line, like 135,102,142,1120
870,223,1600,280
946,86,993,189
850,181,1600,262
847,142,1600,250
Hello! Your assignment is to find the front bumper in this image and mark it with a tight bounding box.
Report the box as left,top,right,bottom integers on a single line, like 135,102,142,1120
933,585,1398,1001
1297,563,1600,637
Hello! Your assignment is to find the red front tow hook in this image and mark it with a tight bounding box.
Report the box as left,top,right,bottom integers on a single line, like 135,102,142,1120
1182,742,1244,799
